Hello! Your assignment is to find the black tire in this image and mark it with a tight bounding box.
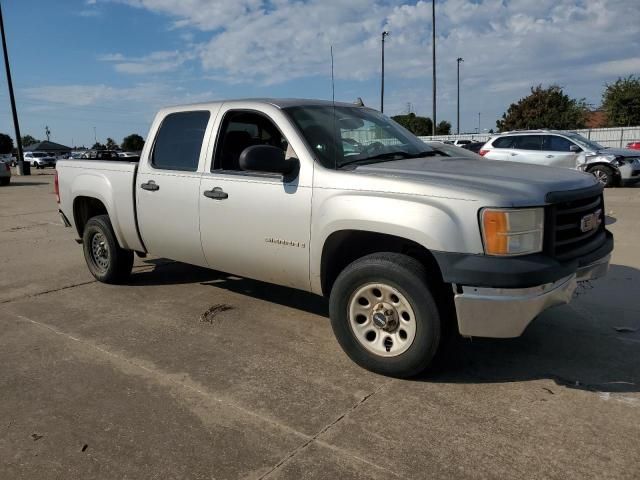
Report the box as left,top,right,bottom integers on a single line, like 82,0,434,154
588,165,615,187
329,253,442,378
82,214,133,284
0,177,9,186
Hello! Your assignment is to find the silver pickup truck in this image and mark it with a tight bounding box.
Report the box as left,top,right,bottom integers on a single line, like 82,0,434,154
56,99,613,377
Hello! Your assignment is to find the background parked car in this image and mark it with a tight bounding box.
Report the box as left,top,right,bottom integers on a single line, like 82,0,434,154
81,150,123,160
461,141,485,154
24,151,57,169
424,140,483,159
480,130,640,187
627,141,640,151
443,139,472,147
117,151,139,158
0,159,11,185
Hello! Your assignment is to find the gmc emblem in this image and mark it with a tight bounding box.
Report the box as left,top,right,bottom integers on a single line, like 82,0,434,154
580,209,602,233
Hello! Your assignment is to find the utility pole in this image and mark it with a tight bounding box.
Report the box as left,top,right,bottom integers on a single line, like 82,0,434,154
431,0,436,136
456,57,463,134
380,31,390,113
45,125,50,141
0,2,28,175
478,112,481,134
93,126,97,144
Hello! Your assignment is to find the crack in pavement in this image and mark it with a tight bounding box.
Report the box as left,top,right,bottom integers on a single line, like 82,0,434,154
10,312,311,442
7,310,401,479
257,381,401,480
0,264,162,305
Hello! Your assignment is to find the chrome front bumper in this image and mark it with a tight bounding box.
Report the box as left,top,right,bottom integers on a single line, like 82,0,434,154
453,254,610,338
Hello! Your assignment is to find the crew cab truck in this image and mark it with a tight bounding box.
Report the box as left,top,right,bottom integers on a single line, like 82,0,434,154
56,99,613,377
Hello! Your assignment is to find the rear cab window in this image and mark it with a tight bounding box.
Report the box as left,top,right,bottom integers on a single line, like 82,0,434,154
152,111,210,171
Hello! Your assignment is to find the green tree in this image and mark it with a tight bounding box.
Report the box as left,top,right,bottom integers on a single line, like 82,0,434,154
602,76,640,127
435,120,451,135
105,137,118,150
0,133,13,154
91,142,106,150
21,135,39,146
496,85,588,132
391,113,433,136
121,133,145,152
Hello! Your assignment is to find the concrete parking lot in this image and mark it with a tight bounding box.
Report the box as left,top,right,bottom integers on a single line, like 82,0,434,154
1,171,639,479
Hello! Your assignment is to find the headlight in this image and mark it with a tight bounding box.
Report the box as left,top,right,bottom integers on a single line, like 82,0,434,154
480,208,544,256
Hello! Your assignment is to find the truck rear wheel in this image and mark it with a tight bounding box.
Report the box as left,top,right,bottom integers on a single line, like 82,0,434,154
82,214,133,284
329,253,441,378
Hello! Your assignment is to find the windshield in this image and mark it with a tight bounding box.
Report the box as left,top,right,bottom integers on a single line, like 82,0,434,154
33,152,47,157
283,105,434,168
564,132,604,151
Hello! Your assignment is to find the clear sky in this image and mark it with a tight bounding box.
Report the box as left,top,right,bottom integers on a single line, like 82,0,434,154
0,0,638,148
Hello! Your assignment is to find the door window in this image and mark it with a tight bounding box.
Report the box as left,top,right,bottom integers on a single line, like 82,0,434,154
213,111,290,172
151,111,210,171
513,135,543,150
543,135,574,152
492,137,516,148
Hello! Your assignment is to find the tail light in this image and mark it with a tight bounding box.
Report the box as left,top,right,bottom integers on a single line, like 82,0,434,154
3,162,9,172
479,149,489,156
54,170,60,203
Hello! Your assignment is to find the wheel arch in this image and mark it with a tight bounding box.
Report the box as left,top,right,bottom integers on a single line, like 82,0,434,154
319,229,444,297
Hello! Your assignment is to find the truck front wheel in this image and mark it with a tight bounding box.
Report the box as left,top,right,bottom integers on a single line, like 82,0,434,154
82,214,133,284
329,253,441,378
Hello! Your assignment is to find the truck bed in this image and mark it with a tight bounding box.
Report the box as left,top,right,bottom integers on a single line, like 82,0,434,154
56,159,145,252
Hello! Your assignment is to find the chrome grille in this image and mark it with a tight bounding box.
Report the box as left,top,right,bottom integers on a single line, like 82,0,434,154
546,193,606,262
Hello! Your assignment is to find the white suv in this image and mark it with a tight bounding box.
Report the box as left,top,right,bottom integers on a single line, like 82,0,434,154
480,130,640,187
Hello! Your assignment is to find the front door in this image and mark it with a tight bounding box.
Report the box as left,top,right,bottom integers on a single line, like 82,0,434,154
198,107,312,290
541,135,581,168
136,109,215,267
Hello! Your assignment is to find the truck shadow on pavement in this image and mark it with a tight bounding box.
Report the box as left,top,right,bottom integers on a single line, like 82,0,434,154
429,263,640,394
131,259,329,316
133,260,638,394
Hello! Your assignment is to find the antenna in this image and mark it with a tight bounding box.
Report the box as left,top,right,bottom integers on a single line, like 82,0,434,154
330,45,337,170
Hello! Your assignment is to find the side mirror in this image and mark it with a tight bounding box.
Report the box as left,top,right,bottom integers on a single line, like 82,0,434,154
569,144,581,153
239,145,297,175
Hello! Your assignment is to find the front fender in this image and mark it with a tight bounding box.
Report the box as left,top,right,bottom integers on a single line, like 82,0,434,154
309,190,484,294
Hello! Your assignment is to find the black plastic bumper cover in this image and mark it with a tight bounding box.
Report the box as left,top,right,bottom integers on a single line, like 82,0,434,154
432,230,613,289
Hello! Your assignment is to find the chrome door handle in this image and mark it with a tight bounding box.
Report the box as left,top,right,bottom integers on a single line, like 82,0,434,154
204,187,228,200
140,180,159,191
546,155,555,158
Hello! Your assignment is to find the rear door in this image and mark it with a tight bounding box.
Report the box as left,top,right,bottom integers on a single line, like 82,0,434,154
136,109,218,267
541,135,580,168
509,135,545,164
484,136,515,160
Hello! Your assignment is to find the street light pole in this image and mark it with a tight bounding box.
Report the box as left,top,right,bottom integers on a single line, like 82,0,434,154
456,57,463,135
0,2,28,175
380,31,389,113
431,0,436,136
478,112,481,134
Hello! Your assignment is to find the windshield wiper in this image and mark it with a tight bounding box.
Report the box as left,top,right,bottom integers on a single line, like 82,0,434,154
340,150,439,168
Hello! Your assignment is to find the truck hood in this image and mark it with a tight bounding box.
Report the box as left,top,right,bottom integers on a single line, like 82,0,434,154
355,157,597,206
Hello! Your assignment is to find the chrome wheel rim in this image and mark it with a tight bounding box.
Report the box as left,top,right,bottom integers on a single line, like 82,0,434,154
348,283,416,357
90,232,109,271
594,170,608,185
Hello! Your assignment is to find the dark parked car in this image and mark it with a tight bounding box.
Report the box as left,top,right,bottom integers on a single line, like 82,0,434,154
461,141,485,154
81,150,137,161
